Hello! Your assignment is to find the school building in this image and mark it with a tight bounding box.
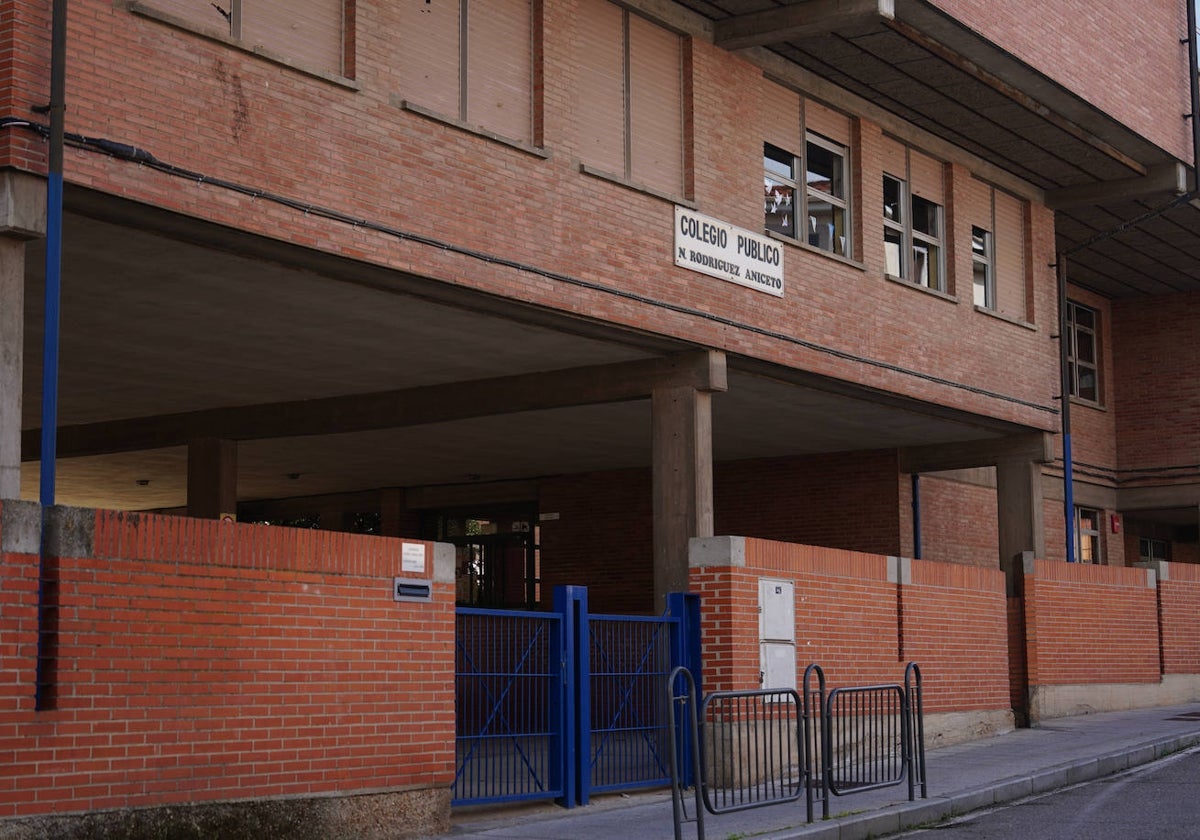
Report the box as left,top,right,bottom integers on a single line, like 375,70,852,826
3,0,1200,836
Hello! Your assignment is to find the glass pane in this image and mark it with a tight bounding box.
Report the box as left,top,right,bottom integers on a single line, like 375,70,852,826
973,259,991,307
806,141,843,199
1071,302,1095,329
884,227,903,276
764,144,795,180
765,177,796,238
883,176,903,224
972,226,989,258
912,241,940,289
1077,365,1097,401
807,197,846,255
1076,331,1095,364
911,195,940,237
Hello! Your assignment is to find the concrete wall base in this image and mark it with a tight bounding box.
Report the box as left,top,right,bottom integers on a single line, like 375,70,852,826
0,787,450,840
921,709,1016,751
1029,675,1200,722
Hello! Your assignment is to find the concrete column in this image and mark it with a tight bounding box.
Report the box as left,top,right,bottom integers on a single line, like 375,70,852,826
651,384,714,608
0,171,48,500
187,437,238,519
996,457,1045,596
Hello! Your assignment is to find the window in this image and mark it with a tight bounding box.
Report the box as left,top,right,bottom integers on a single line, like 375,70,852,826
575,2,685,196
1139,537,1169,562
397,0,533,144
139,0,348,76
882,142,944,290
764,136,850,257
972,226,993,308
969,178,1028,317
1075,507,1102,564
1067,301,1100,403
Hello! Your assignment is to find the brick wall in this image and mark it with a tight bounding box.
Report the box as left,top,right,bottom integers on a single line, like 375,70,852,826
1157,561,1200,675
1023,558,1159,687
0,502,454,825
690,538,1009,715
901,559,1009,712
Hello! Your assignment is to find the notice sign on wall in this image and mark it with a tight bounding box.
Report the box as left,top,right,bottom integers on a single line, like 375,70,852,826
674,206,784,297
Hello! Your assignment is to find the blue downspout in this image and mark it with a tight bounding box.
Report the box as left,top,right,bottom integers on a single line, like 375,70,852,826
36,0,68,710
1056,257,1075,563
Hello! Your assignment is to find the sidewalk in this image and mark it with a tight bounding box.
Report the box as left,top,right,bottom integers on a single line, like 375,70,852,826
431,702,1200,840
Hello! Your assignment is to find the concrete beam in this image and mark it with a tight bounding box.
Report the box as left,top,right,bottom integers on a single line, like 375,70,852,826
1046,163,1188,210
714,0,893,50
0,170,47,239
898,432,1053,474
24,351,728,460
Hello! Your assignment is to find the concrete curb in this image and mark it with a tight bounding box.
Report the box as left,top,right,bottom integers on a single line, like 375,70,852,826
760,731,1200,840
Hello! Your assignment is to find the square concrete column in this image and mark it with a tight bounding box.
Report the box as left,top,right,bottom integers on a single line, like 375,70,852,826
996,457,1045,596
187,437,238,519
0,171,48,500
651,384,714,608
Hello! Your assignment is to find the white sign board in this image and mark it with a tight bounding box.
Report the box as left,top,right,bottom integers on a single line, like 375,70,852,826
674,206,784,297
401,543,426,574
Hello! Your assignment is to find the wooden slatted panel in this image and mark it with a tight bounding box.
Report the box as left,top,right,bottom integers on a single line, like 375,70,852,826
762,81,802,156
628,13,682,194
396,0,460,118
880,135,907,180
140,0,230,36
994,189,1027,319
575,0,626,177
245,0,344,75
467,0,532,142
909,148,944,204
804,99,850,144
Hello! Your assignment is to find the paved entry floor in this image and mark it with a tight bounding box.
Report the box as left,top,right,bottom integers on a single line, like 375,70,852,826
427,703,1200,840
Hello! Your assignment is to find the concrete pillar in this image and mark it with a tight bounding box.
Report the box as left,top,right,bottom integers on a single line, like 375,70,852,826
0,171,48,500
651,384,714,608
187,437,238,519
996,457,1045,596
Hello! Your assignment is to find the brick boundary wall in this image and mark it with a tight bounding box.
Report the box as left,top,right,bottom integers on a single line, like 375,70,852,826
1023,558,1160,688
1146,560,1200,676
0,501,455,840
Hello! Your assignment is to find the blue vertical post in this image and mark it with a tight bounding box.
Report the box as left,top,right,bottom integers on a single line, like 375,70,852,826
911,474,922,560
553,585,589,807
665,591,701,787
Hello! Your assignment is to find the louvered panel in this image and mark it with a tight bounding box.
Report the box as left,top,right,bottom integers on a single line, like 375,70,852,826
909,148,944,205
995,189,1028,320
467,0,532,142
246,0,343,74
575,0,627,178
762,81,801,156
396,0,460,118
804,99,850,144
628,13,683,194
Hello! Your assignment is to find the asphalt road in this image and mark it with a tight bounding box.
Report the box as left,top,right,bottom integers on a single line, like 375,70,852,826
894,746,1200,840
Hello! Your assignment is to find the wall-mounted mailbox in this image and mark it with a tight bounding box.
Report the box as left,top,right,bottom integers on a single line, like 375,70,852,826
393,577,432,603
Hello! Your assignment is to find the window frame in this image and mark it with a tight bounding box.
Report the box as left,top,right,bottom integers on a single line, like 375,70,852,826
1067,300,1102,405
882,171,945,291
764,134,852,259
1074,506,1102,564
972,225,994,309
1139,537,1169,563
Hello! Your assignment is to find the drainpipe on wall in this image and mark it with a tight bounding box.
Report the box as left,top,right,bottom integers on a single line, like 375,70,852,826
1053,0,1200,566
911,473,922,560
36,0,68,711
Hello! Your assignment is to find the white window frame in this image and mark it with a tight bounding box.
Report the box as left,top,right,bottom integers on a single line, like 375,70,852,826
1067,300,1101,404
764,135,851,259
1074,507,1102,564
883,173,944,291
972,225,994,309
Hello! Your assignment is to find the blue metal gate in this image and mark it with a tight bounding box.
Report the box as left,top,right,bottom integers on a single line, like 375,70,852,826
453,586,700,807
